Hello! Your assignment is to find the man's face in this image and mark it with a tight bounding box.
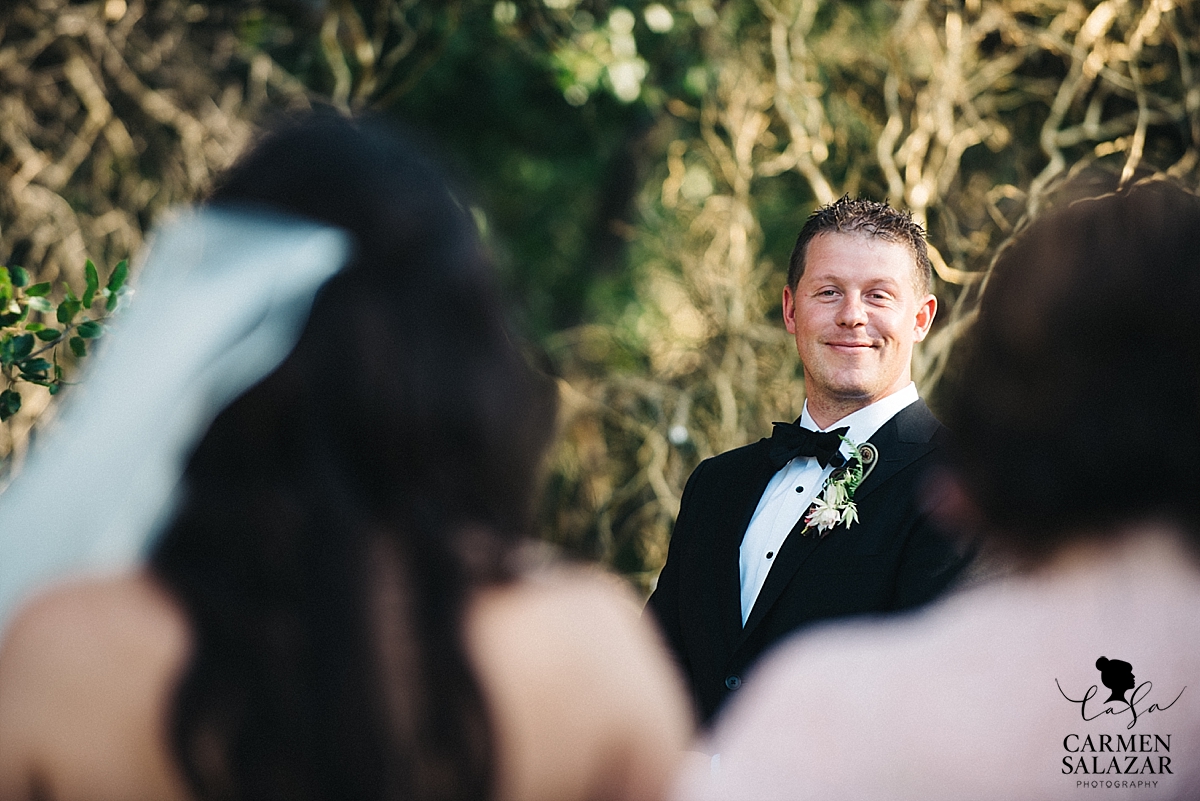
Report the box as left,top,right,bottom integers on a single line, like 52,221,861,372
783,232,936,425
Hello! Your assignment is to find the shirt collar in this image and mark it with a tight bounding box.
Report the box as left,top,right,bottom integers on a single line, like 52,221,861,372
799,382,919,449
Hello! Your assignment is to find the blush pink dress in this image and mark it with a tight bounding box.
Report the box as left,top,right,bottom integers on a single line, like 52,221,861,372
673,529,1200,801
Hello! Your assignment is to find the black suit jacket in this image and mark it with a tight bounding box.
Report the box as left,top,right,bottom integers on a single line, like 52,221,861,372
646,400,969,724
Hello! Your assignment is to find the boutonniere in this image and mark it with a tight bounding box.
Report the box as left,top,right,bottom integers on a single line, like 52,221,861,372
802,440,879,537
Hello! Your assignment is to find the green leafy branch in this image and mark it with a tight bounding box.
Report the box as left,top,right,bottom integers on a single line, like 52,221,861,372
0,258,128,421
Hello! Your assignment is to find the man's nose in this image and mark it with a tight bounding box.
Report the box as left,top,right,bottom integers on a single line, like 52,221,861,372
835,294,868,326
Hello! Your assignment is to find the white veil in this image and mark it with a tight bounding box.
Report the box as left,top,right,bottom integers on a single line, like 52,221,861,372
0,207,351,633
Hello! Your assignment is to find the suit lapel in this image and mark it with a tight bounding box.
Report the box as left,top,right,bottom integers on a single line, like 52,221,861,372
734,400,940,649
852,400,939,503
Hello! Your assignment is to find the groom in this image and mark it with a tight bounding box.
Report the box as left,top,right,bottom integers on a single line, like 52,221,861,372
647,197,971,724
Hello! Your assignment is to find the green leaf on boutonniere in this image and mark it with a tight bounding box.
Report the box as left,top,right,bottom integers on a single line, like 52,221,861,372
802,437,874,537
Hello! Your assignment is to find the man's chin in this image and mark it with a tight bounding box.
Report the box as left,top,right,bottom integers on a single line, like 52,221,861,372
806,381,889,414
812,378,876,403
830,391,877,409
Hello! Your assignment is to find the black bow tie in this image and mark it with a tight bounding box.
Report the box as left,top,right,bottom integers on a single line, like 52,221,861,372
767,422,849,469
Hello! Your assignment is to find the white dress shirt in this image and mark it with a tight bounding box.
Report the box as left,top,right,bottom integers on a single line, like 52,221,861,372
737,383,920,625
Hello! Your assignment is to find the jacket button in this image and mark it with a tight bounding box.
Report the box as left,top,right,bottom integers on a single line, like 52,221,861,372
725,675,741,690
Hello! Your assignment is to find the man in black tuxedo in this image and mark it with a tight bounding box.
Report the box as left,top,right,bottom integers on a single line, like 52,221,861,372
647,197,970,725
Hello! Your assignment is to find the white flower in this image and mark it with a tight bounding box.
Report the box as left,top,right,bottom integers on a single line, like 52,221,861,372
824,482,847,507
801,437,871,537
805,498,842,533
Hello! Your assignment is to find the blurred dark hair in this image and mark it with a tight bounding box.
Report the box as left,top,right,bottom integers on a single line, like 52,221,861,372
149,113,558,801
945,177,1200,556
787,195,933,293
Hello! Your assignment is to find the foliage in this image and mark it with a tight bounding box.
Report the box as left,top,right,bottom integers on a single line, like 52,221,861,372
539,0,1200,591
0,0,311,466
0,259,127,423
4,0,1200,591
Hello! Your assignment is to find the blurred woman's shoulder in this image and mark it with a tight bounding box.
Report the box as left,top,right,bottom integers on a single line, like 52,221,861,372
0,571,192,801
467,554,693,801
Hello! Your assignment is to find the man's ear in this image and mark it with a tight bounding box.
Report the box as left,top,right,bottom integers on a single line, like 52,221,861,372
782,285,797,335
912,293,937,342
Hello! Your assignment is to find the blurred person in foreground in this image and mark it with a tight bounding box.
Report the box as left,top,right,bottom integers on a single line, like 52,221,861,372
0,114,691,801
647,197,971,726
672,177,1200,800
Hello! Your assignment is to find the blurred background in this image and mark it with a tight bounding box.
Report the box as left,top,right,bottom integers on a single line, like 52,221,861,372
2,0,1197,593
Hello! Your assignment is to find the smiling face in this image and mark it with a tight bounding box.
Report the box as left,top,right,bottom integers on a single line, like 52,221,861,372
784,232,937,428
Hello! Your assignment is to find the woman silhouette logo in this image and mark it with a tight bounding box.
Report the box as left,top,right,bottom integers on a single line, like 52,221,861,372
1096,656,1136,704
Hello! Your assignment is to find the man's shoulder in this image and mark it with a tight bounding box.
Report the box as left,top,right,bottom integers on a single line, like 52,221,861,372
677,438,774,502
693,438,771,476
879,398,949,448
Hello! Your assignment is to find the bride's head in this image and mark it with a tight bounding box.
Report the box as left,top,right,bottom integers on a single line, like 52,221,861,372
150,113,557,801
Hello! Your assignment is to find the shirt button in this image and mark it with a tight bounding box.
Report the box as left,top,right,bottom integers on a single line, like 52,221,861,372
795,485,804,493
725,675,742,690
765,551,774,559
